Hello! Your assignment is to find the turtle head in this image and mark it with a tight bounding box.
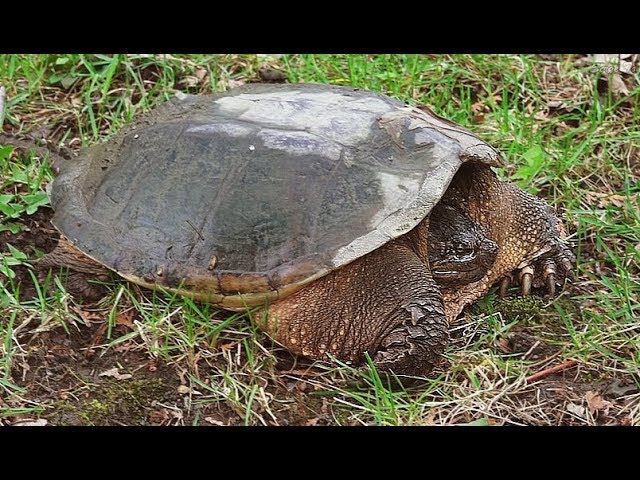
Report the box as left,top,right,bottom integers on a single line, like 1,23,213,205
428,202,498,286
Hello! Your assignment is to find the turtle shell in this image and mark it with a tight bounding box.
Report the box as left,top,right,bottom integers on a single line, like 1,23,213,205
50,83,501,308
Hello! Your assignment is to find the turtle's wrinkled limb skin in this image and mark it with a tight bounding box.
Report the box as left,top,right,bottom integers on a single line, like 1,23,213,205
441,163,575,321
38,236,112,302
256,221,448,376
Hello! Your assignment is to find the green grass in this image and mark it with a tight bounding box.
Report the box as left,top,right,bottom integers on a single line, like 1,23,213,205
0,54,639,425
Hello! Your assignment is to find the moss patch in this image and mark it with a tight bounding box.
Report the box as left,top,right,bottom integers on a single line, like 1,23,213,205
495,296,545,323
51,378,167,426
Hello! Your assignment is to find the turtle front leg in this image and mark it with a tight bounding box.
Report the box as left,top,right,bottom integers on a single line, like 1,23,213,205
38,236,112,301
493,185,575,298
441,163,576,320
256,227,449,377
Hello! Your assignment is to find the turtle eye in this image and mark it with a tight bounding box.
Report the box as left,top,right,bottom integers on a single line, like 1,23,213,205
457,244,474,254
455,245,476,259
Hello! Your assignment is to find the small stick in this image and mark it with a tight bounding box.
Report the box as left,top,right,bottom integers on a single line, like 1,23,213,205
525,360,578,383
0,85,6,130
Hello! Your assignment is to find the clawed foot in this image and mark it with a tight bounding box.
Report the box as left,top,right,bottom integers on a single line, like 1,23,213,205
498,242,575,298
372,302,448,376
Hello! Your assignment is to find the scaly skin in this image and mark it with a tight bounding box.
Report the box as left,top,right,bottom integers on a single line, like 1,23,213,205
257,220,450,376
440,163,575,321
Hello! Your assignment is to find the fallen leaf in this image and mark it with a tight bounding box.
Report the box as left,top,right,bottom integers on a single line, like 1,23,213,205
534,109,548,121
566,402,587,419
471,100,487,122
611,74,630,96
70,305,104,325
177,385,190,394
98,367,133,380
195,68,208,81
585,391,612,415
204,417,225,426
179,76,200,89
585,191,630,209
116,309,134,328
12,418,48,426
149,409,170,425
471,100,486,114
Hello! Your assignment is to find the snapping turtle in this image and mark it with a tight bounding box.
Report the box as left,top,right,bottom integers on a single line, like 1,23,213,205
40,83,574,376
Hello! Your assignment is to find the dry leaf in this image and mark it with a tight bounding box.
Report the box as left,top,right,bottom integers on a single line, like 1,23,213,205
566,402,586,419
12,418,48,426
116,309,134,328
204,417,225,426
149,409,171,425
70,305,104,325
534,110,548,121
585,191,628,208
585,390,612,415
471,100,487,122
471,100,486,114
610,74,630,96
98,367,133,380
195,68,208,81
177,385,190,394
605,379,639,397
179,76,199,88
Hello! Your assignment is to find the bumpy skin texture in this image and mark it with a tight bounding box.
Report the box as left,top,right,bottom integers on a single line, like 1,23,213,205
439,163,575,321
257,220,449,376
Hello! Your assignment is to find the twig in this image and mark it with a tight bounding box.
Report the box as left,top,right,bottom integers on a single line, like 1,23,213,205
525,360,578,383
0,85,6,130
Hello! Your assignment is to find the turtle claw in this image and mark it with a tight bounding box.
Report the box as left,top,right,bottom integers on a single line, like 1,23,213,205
499,275,511,298
502,243,575,299
519,265,534,296
561,257,575,282
546,273,556,297
541,259,557,297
